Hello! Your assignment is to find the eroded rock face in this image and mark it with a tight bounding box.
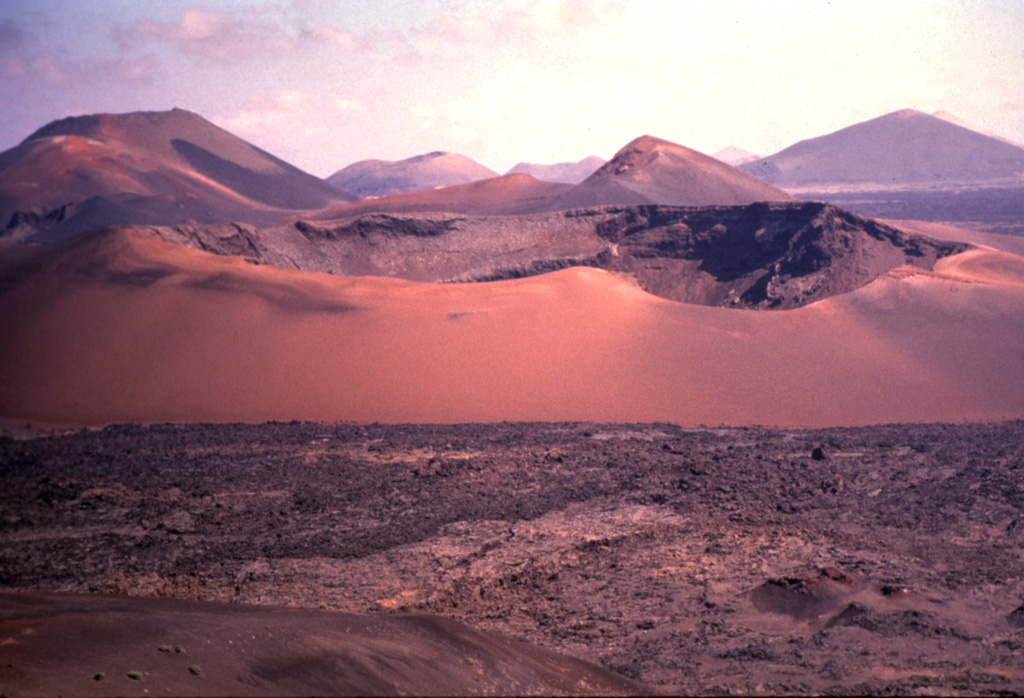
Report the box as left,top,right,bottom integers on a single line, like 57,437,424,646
155,201,967,309
579,202,966,308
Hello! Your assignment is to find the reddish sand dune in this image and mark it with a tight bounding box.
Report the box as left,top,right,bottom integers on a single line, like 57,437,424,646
0,592,643,697
1,229,1022,427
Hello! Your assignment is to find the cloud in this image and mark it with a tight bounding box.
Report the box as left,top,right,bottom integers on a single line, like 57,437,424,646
216,90,362,138
0,19,67,83
410,0,615,50
301,25,364,52
0,19,157,87
132,7,295,62
126,7,365,62
213,90,364,175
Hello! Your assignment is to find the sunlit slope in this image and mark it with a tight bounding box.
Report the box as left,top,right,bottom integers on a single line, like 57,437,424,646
0,109,354,241
1,228,1022,426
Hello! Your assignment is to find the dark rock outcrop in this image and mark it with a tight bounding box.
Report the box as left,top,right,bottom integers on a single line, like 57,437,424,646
152,201,967,309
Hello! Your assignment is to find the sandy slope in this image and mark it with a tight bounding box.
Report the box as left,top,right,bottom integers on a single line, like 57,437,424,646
1,228,1022,427
0,592,643,697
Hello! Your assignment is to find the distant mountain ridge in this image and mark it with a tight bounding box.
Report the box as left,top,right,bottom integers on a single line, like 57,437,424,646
741,108,1024,187
327,151,498,197
712,146,760,166
11,106,1023,244
313,135,793,219
0,108,354,242
505,156,606,184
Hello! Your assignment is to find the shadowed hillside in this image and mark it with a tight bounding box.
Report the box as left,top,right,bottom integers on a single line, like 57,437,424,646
0,109,355,243
742,109,1024,187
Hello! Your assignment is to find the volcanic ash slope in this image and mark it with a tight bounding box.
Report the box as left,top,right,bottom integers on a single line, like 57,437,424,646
1,226,1022,427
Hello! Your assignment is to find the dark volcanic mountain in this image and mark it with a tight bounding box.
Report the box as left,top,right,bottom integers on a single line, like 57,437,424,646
160,201,964,310
742,109,1024,187
327,151,498,198
0,108,355,243
505,156,606,184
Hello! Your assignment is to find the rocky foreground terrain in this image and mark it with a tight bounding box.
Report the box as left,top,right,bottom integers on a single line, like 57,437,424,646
2,421,1023,695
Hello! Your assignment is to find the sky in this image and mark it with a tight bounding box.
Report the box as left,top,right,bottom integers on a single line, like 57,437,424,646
1,0,1022,177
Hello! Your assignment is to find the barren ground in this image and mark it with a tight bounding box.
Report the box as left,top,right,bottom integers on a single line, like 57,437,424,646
2,421,1024,695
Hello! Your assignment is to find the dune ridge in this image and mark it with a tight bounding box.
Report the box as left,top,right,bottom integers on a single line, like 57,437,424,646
1,227,1021,428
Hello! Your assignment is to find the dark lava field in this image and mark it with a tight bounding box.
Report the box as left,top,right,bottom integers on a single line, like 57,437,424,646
2,421,1023,695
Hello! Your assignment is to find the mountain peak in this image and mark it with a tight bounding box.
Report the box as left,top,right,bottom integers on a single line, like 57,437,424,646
22,108,205,145
504,156,606,184
410,151,449,162
326,150,498,198
560,134,793,207
586,135,686,180
1,108,353,242
743,108,1024,186
887,108,927,119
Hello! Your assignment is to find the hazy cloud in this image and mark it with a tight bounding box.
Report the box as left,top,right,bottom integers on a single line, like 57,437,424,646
216,90,361,138
213,90,364,175
0,19,68,83
128,7,364,62
1,18,157,87
0,18,23,48
411,0,615,49
132,7,296,61
301,25,364,52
